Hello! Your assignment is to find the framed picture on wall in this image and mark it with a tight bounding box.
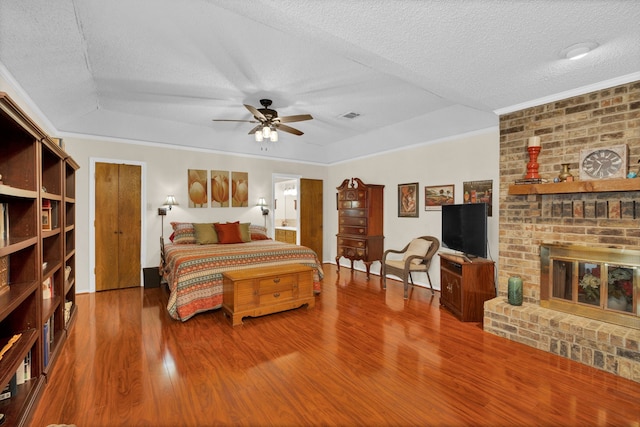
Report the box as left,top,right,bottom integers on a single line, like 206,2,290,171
188,169,208,208
462,180,493,216
211,170,230,207
424,184,454,210
398,182,419,218
231,171,249,207
42,208,51,231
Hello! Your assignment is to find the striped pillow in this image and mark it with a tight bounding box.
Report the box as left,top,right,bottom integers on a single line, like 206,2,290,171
170,222,196,244
249,224,269,240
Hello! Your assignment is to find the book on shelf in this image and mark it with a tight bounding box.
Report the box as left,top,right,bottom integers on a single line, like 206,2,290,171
44,315,54,344
0,202,8,245
42,316,53,367
15,351,31,385
0,255,8,296
64,300,73,325
514,178,549,184
0,374,17,401
42,206,52,231
51,201,59,229
43,321,50,367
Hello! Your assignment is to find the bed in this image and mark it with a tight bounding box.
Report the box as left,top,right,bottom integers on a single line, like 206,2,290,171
161,222,324,321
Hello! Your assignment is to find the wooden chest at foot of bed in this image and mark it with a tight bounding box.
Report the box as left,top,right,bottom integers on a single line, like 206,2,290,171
222,264,315,326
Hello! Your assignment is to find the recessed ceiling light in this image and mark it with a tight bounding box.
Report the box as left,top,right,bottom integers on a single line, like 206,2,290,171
560,42,599,60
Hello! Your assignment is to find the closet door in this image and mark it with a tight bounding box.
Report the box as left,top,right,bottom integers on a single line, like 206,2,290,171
95,162,141,291
300,178,323,261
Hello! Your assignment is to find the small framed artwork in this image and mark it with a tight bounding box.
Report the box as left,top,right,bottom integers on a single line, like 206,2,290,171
42,208,51,231
398,182,419,218
424,185,455,210
210,170,230,207
231,171,249,207
188,169,208,208
462,180,493,216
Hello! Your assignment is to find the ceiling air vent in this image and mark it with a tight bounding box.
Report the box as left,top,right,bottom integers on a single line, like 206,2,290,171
340,112,360,119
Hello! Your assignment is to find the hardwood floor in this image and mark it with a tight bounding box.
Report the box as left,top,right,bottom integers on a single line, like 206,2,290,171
29,265,640,427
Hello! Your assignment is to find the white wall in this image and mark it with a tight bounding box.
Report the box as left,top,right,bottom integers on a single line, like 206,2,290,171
326,129,500,291
64,137,328,293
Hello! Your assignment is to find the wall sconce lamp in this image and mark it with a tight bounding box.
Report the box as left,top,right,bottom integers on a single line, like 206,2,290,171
158,195,179,239
257,197,269,215
164,195,178,210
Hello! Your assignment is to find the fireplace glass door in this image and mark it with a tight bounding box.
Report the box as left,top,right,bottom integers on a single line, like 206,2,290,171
542,244,639,328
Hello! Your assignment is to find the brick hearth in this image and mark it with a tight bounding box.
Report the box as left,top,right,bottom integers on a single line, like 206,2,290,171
485,79,640,383
484,299,640,382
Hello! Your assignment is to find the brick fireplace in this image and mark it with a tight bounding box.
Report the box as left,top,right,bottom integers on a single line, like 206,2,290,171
484,80,640,383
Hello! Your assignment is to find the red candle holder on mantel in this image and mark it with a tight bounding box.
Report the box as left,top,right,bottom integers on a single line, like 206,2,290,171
525,136,541,179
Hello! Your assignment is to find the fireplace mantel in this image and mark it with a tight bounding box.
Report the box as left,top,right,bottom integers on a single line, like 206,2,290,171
508,177,640,195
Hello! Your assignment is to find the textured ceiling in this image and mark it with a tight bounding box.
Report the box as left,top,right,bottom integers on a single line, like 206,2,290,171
0,0,639,164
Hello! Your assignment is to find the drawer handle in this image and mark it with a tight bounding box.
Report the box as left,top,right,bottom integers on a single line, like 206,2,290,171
446,283,453,293
273,278,280,283
273,292,280,298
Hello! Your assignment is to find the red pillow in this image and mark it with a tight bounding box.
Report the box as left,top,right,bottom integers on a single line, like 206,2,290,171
250,233,270,240
214,222,243,244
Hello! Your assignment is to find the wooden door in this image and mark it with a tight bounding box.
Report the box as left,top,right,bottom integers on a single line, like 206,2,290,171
300,178,323,261
95,162,141,291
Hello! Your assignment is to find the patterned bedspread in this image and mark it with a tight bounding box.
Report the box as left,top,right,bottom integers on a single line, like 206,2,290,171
163,240,324,321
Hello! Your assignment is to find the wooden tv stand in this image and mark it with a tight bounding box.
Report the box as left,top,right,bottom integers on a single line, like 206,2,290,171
439,253,495,322
222,264,315,326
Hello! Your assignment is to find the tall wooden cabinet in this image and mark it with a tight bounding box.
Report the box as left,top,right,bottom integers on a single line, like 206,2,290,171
335,177,384,278
0,93,78,426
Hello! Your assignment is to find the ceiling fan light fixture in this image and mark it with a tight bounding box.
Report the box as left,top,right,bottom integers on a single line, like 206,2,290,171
213,99,312,146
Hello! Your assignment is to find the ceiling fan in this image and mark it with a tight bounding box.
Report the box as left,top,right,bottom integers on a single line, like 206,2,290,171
212,99,313,138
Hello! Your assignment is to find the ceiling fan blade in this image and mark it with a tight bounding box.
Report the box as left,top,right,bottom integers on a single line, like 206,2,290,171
277,114,313,123
244,104,266,122
248,124,262,135
212,119,258,123
275,123,304,136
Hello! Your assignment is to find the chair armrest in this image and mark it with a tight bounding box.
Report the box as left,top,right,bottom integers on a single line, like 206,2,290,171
383,248,406,262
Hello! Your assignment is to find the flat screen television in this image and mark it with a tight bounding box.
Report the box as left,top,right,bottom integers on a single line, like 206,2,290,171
441,202,488,259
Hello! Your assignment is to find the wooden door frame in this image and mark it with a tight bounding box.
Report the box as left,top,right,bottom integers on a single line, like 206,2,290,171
89,158,147,293
272,173,300,244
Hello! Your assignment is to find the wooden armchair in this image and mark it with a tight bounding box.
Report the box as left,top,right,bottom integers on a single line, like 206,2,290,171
382,236,440,299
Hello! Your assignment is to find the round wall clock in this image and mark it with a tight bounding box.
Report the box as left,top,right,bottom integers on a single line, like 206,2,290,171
579,145,628,180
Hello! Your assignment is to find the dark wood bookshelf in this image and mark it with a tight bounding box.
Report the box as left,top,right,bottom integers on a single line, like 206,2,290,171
0,92,78,426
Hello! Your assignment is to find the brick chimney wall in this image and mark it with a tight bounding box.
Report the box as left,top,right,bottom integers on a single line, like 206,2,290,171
498,80,640,301
484,80,640,382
